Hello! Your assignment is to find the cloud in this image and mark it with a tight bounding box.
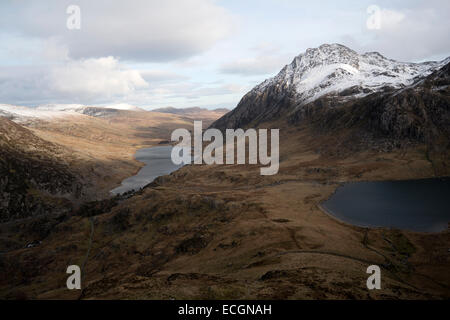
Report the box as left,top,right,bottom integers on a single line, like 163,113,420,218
219,42,293,76
147,82,245,100
343,2,450,62
49,57,148,98
140,70,189,83
184,84,245,99
220,55,288,76
0,57,148,105
0,0,233,62
0,57,246,106
379,9,406,29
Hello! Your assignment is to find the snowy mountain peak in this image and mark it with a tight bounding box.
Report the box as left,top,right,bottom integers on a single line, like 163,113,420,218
255,43,447,105
211,44,450,137
293,44,359,70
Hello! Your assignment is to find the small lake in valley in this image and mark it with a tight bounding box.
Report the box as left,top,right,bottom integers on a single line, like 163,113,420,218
111,146,182,195
321,178,450,232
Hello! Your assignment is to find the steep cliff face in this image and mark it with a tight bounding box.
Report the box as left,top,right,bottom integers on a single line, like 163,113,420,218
211,44,449,142
381,61,450,140
0,117,83,222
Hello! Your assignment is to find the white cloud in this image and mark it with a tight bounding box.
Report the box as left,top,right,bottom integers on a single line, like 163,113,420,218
0,0,233,62
0,57,247,107
344,2,450,62
49,57,148,98
0,57,148,105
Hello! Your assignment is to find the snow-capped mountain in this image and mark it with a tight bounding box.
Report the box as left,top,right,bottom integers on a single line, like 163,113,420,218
212,43,450,130
0,103,143,123
256,43,447,105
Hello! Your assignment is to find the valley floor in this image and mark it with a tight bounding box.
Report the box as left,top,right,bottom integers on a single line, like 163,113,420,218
1,127,448,299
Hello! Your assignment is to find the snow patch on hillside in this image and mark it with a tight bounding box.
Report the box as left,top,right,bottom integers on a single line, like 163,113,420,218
0,103,142,123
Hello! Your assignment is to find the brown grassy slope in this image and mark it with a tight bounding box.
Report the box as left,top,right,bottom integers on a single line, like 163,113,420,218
1,124,448,300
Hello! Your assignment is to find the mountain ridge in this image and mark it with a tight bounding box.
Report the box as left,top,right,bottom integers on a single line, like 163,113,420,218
0,103,144,122
151,106,230,114
212,44,450,133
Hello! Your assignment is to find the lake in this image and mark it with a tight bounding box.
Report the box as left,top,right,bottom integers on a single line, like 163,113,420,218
321,178,450,232
111,146,182,195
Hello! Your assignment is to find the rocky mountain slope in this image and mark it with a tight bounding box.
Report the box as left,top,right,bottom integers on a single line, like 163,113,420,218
288,59,450,151
0,117,83,222
212,44,449,141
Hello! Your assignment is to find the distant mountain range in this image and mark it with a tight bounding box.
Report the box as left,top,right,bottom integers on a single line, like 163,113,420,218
0,104,230,124
151,106,230,115
212,44,449,148
0,103,144,122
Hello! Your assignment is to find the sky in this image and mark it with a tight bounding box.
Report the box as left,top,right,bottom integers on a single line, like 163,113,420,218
0,0,449,109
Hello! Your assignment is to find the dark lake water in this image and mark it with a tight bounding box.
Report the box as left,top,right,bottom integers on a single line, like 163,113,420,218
322,178,450,232
111,146,182,195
